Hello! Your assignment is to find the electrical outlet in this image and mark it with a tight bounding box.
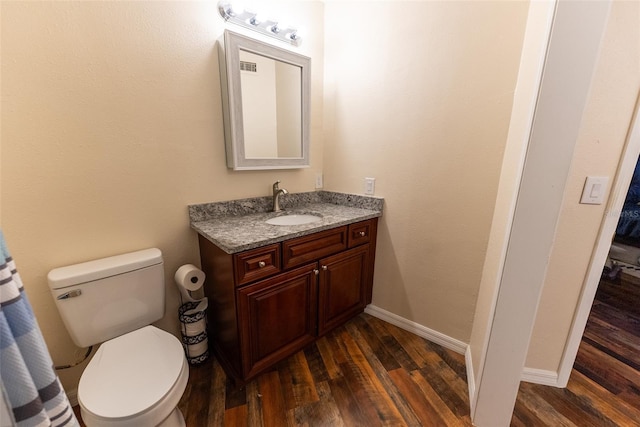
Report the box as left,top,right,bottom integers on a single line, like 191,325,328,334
364,177,375,195
315,173,323,189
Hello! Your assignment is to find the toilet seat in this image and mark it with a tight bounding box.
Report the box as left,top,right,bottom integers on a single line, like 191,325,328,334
78,326,188,426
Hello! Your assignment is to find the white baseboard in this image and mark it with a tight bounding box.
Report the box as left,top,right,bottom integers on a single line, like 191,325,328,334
465,346,477,415
521,367,561,387
364,305,467,354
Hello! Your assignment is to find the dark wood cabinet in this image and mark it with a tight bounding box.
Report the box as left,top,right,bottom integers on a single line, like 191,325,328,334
198,218,378,382
237,263,318,378
318,245,369,336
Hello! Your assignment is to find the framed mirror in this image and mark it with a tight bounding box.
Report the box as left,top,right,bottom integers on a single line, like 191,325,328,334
219,30,311,170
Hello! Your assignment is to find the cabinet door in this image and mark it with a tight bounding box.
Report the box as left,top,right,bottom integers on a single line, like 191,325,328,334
318,245,369,336
237,263,318,379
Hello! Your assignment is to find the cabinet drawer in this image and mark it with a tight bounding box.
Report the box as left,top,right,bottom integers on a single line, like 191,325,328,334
283,226,348,270
348,220,373,248
234,244,281,286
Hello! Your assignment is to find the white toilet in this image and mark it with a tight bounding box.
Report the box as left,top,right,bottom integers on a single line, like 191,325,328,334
48,248,189,427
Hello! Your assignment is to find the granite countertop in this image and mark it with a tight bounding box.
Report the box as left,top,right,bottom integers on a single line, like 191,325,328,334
189,191,383,254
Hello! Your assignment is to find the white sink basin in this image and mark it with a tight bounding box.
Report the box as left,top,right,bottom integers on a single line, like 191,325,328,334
265,214,322,226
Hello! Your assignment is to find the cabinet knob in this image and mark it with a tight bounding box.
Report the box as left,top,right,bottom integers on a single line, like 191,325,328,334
359,231,366,237
322,265,328,270
313,269,319,275
258,261,266,268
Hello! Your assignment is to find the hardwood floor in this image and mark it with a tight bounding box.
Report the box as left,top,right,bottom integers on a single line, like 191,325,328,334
177,313,472,426
73,278,640,426
512,277,640,426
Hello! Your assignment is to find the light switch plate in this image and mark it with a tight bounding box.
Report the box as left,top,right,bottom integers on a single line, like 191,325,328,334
580,176,609,205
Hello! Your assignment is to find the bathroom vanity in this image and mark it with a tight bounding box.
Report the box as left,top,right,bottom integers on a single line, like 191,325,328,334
189,192,382,382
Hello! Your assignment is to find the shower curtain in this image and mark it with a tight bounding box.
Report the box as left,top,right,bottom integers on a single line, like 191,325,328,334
0,231,79,427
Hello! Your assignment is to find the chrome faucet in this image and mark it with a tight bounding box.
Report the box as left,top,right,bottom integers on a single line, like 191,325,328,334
272,181,289,212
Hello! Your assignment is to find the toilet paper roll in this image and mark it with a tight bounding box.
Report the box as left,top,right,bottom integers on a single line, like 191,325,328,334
182,319,207,336
186,340,208,358
175,264,205,291
175,264,205,302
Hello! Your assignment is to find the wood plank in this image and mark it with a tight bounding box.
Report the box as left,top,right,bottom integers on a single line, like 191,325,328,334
409,369,470,427
365,314,421,371
351,313,402,372
276,362,297,411
208,358,227,427
388,368,448,426
517,381,618,427
328,374,378,426
582,335,640,373
303,342,330,384
182,362,212,427
286,350,320,407
510,382,579,427
382,320,442,368
436,359,473,413
225,377,247,409
514,274,640,427
511,394,546,427
257,371,288,427
589,300,640,334
424,340,468,379
338,329,406,425
314,335,343,380
224,404,248,427
419,363,470,418
566,370,640,425
245,379,265,427
292,381,345,427
345,321,422,426
574,341,639,394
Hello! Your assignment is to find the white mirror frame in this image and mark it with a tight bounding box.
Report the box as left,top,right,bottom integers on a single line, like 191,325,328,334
219,30,311,170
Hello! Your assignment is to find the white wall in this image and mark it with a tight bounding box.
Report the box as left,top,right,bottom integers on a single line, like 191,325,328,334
323,0,529,343
0,0,324,396
240,52,279,158
276,61,303,158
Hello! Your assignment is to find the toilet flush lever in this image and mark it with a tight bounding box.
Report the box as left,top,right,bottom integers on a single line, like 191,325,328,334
57,290,82,300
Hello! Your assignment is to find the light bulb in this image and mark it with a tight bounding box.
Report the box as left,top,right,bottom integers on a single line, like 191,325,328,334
249,13,264,26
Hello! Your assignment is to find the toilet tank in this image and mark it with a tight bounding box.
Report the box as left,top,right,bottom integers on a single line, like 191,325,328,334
48,248,165,348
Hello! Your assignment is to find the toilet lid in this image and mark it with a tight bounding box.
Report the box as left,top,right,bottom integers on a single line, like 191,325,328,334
78,325,185,419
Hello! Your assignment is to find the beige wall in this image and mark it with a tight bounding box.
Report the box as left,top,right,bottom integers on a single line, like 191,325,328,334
323,1,529,342
525,0,640,371
0,0,324,393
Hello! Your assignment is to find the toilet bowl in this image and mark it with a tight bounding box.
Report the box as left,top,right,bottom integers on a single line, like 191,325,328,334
78,326,188,427
47,248,189,427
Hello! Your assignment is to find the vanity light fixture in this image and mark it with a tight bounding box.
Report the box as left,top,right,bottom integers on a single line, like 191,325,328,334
217,1,302,47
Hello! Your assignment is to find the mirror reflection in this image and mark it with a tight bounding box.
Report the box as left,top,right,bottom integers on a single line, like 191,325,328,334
239,50,302,159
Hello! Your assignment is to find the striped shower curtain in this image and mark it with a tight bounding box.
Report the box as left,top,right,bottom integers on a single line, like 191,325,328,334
0,231,79,427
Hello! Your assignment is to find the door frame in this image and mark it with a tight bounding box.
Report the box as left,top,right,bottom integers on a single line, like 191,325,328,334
556,93,640,386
